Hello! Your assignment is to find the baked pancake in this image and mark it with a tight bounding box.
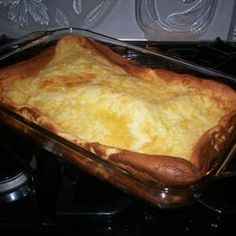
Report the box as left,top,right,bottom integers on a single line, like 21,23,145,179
0,35,236,186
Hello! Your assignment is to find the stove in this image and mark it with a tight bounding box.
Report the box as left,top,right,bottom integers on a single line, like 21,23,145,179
0,35,236,233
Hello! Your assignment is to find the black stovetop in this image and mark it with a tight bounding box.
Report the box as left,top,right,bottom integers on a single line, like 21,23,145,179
0,36,236,233
0,127,236,234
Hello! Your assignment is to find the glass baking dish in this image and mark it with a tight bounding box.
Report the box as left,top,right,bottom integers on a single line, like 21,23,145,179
0,28,236,208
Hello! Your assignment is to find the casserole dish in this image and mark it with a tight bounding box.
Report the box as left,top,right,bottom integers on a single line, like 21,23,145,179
0,28,236,208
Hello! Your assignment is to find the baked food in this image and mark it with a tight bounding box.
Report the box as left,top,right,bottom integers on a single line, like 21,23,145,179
0,35,236,188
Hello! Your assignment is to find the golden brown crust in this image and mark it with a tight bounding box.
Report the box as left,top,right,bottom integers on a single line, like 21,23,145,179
0,47,55,81
69,35,236,184
83,36,236,178
84,142,201,185
191,111,236,174
0,34,236,188
17,107,58,133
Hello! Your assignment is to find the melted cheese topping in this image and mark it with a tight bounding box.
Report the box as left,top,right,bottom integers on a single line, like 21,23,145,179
2,37,224,160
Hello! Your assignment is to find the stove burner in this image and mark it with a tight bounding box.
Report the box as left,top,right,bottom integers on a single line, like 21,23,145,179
0,141,34,204
0,171,31,204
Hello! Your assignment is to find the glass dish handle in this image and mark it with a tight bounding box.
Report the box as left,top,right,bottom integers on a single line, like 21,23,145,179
0,30,54,61
214,142,236,178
